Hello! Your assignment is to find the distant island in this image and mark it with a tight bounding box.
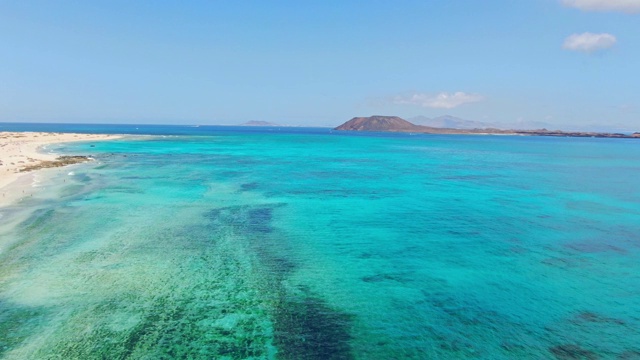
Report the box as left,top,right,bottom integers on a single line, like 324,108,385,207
335,116,640,139
240,121,280,127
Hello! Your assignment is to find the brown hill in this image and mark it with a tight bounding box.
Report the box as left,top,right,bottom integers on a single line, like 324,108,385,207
334,115,499,134
335,116,420,132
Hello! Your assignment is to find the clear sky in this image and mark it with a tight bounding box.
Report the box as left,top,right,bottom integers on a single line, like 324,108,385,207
1,0,639,128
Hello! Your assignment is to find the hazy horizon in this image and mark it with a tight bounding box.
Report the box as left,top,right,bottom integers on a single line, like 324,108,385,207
1,114,638,132
2,1,639,129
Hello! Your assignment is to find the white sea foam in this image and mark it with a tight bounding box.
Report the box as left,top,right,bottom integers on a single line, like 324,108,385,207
32,174,41,188
68,171,75,176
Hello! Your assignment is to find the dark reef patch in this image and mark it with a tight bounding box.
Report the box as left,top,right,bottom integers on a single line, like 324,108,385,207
272,288,354,360
550,344,599,360
619,350,640,359
572,311,625,325
240,182,259,191
202,203,353,359
247,207,274,234
204,203,286,237
16,208,56,232
362,272,409,283
565,241,626,254
0,299,49,357
204,204,292,275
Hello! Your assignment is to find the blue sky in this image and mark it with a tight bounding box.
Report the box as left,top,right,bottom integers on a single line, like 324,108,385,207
1,0,639,128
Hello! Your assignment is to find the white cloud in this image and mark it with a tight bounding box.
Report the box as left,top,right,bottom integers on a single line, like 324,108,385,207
563,32,617,53
561,0,640,13
393,92,484,109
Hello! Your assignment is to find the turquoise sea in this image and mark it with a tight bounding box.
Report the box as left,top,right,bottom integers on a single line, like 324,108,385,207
1,124,639,359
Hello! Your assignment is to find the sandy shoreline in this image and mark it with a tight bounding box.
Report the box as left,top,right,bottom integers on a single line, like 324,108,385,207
0,132,122,207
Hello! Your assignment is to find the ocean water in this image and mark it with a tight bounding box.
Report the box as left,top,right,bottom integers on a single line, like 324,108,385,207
1,125,640,359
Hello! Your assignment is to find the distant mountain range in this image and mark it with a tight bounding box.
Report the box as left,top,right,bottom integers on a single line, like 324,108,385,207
239,121,280,127
408,115,636,133
409,115,497,129
409,115,557,131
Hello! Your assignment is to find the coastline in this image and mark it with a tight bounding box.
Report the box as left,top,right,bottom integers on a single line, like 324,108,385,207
0,132,122,208
334,116,640,138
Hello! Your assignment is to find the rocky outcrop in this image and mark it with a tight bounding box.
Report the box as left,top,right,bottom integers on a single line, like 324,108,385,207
19,156,91,172
334,116,513,134
335,116,420,132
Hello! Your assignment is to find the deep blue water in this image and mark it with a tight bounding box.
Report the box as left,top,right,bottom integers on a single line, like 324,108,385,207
0,122,353,137
1,123,639,359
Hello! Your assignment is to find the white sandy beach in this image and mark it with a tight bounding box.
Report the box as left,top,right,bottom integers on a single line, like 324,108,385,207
0,132,121,207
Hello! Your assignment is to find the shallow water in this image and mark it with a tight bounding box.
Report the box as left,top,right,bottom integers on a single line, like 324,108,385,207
1,128,640,359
